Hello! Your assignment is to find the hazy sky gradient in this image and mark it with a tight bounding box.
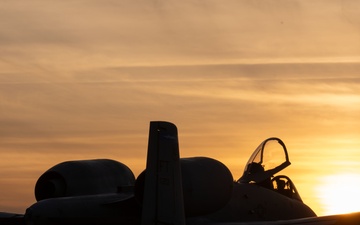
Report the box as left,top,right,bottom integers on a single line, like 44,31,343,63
1,0,360,216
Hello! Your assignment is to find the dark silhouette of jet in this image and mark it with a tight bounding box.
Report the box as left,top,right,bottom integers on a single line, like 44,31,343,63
1,121,360,225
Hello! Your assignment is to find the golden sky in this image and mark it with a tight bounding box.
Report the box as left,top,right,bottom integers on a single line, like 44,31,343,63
1,0,360,217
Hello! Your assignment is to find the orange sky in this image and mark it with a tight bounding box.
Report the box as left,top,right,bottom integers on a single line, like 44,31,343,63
1,0,360,217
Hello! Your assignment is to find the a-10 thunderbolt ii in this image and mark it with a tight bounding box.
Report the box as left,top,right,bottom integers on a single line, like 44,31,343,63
1,121,360,225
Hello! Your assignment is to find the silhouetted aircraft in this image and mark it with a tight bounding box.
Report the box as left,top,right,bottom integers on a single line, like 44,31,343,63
1,121,360,225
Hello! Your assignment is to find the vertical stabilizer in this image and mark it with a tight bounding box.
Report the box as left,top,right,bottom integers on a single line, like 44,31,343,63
141,121,186,225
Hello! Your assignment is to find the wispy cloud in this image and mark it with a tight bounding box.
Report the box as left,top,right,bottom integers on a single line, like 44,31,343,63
1,0,360,215
1,0,360,70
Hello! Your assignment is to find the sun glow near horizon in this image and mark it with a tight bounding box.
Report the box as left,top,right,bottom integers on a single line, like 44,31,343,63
316,173,360,215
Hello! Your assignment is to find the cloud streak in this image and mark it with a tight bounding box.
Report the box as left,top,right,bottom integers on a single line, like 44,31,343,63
1,0,360,69
1,0,360,216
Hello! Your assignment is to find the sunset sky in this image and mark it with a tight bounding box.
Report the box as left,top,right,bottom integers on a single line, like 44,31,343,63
1,0,360,217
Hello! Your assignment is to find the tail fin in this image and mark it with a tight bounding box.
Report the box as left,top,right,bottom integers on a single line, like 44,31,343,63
141,121,186,225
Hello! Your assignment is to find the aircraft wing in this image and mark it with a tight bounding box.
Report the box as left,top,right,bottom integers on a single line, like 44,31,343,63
0,212,24,225
211,212,360,225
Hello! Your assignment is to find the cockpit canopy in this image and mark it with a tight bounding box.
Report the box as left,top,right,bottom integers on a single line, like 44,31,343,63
238,137,291,184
